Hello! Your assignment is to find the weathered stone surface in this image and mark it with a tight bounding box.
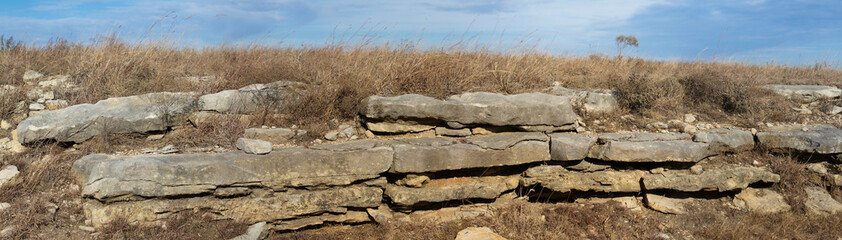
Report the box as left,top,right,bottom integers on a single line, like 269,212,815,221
549,133,596,161
236,138,272,154
385,176,519,206
589,140,711,163
455,227,507,240
366,120,436,133
546,84,619,114
198,81,306,114
693,128,755,153
310,139,380,152
83,187,382,227
23,70,44,81
734,188,791,214
0,165,19,188
575,196,643,211
406,204,493,222
763,84,842,103
642,167,780,192
0,137,26,153
243,128,295,144
597,133,691,142
187,112,252,126
522,165,645,193
271,211,370,231
71,147,393,201
645,194,691,214
390,133,549,173
435,127,472,137
804,186,842,215
395,174,430,188
366,204,395,224
360,92,578,132
17,92,197,144
757,125,842,154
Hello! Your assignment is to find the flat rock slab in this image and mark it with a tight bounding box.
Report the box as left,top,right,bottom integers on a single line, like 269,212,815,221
83,187,382,228
271,211,370,231
72,147,393,201
455,227,507,240
390,133,550,173
360,92,578,133
645,194,694,214
596,133,691,143
763,84,842,103
546,85,619,114
385,176,519,206
804,186,842,215
589,140,711,163
522,165,645,193
17,92,197,144
198,81,306,114
549,133,596,161
734,188,791,214
642,167,780,192
693,128,755,153
757,125,842,154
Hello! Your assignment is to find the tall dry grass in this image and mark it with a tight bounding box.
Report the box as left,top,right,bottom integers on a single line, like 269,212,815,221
1,35,841,129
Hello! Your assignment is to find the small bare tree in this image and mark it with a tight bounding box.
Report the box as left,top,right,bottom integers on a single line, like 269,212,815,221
616,35,639,59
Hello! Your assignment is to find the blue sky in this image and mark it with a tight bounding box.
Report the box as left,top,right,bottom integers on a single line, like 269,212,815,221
2,0,842,66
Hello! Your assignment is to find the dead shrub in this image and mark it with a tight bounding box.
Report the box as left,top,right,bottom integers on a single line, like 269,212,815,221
97,211,248,240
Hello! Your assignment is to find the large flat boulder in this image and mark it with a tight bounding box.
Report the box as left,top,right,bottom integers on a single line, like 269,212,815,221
642,167,780,192
763,84,842,103
83,186,382,228
385,176,519,206
198,81,306,114
72,147,393,201
390,133,550,173
756,125,842,154
804,186,842,215
521,165,645,193
17,92,197,144
360,92,578,133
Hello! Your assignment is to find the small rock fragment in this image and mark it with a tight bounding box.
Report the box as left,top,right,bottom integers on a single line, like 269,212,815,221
0,165,20,188
455,227,507,240
236,138,272,155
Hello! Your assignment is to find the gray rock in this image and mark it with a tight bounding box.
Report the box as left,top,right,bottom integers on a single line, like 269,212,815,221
28,103,45,111
597,132,692,142
0,202,9,211
549,133,596,161
756,125,842,154
435,127,472,137
198,81,306,114
466,132,547,150
763,84,842,103
243,128,295,144
71,147,393,201
646,122,669,130
230,222,267,240
38,75,71,88
829,106,842,115
804,186,842,215
0,165,19,188
693,128,755,153
17,92,197,144
83,186,382,228
390,134,549,173
589,140,711,163
642,167,780,192
546,85,620,114
733,188,791,214
236,138,272,154
385,176,519,206
522,165,645,193
324,130,340,141
360,92,578,133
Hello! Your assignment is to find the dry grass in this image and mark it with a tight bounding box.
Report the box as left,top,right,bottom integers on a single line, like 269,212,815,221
2,37,842,132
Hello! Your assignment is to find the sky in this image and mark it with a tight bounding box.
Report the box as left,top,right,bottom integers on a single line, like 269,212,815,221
2,0,842,66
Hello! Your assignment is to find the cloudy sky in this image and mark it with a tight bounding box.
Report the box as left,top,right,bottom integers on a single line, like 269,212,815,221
2,0,842,65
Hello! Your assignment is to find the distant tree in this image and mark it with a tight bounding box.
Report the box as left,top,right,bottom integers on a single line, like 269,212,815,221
615,35,639,59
